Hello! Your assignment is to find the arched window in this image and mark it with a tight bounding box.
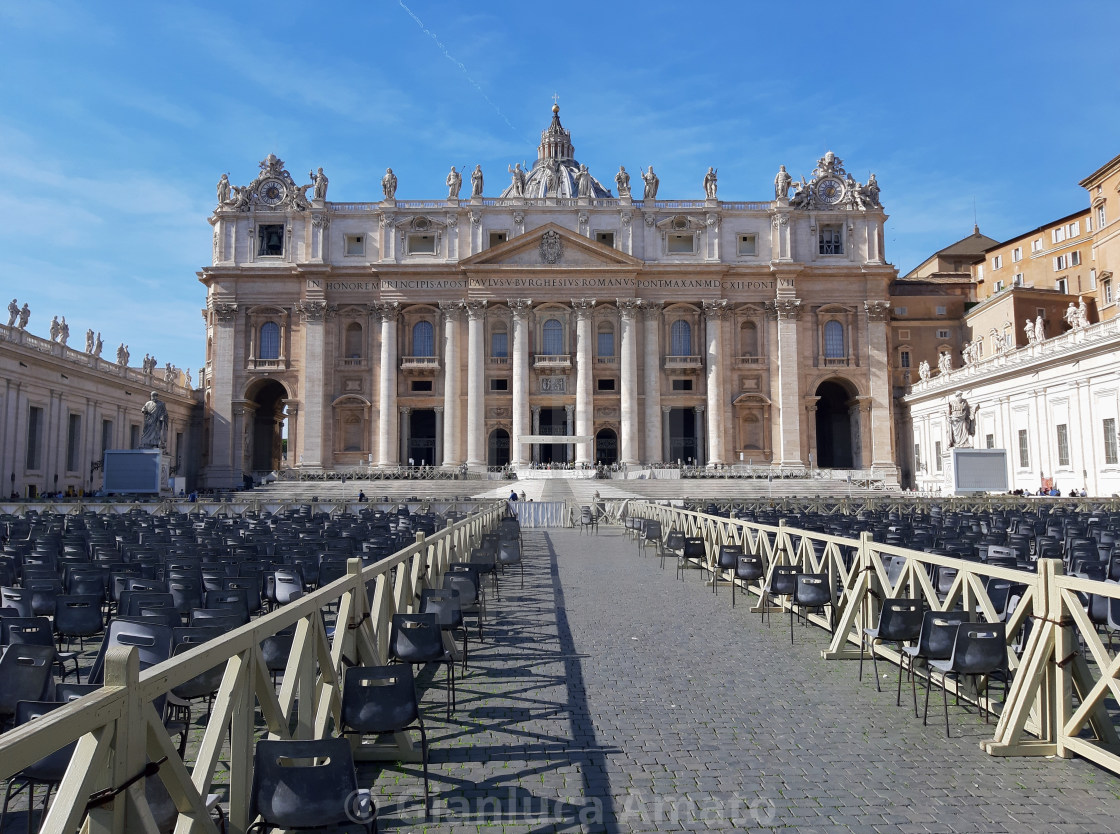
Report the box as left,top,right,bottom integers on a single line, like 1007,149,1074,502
670,319,692,356
259,322,280,360
412,320,434,356
344,323,363,358
597,322,615,357
740,321,758,357
824,320,845,358
542,319,564,355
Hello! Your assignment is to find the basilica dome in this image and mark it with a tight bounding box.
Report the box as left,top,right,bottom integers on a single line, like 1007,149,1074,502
499,105,613,199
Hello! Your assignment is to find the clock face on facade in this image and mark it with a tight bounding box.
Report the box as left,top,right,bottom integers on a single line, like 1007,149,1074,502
258,179,286,206
814,177,844,205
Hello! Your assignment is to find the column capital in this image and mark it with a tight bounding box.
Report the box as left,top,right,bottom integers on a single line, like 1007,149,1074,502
507,298,533,317
439,300,465,322
565,403,574,416
639,300,663,321
531,404,540,415
211,302,239,323
617,298,642,319
465,300,487,320
769,298,802,320
399,406,411,415
434,406,444,413
864,300,890,321
662,406,672,414
571,298,597,318
373,301,400,322
694,405,705,414
295,300,337,322
702,299,730,320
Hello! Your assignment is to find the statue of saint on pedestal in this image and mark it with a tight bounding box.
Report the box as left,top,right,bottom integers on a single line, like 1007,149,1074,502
641,166,659,200
381,168,397,200
947,391,976,448
446,166,462,199
141,391,168,450
774,165,792,200
615,166,631,198
471,165,484,198
703,167,718,199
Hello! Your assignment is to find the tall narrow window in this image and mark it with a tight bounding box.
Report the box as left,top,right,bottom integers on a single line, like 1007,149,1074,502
1056,424,1070,467
1018,429,1030,469
819,224,843,255
934,441,942,471
412,321,434,356
101,419,114,457
542,319,564,355
914,443,921,471
259,322,280,360
670,319,691,356
740,321,759,356
597,323,615,357
344,323,363,358
26,406,43,470
491,329,508,358
824,320,845,358
66,414,82,472
1104,418,1118,466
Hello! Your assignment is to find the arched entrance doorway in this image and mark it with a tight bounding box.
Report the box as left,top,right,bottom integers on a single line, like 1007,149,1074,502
815,380,856,469
248,380,287,472
488,428,510,468
595,428,618,466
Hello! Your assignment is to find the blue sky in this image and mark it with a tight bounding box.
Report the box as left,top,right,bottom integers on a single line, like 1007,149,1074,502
2,0,1118,375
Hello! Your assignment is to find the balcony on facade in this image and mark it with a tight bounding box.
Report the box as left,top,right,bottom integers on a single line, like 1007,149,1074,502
595,356,618,367
338,357,365,368
820,356,850,368
400,356,441,375
664,355,703,373
249,358,287,371
533,354,572,369
735,355,765,367
488,355,509,367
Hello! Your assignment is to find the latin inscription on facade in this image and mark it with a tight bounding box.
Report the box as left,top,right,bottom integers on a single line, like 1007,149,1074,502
307,278,776,293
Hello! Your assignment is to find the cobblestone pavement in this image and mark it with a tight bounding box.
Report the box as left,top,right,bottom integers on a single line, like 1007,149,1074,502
360,526,1120,833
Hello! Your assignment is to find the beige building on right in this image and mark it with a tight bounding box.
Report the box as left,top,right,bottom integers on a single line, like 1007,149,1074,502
1081,152,1120,322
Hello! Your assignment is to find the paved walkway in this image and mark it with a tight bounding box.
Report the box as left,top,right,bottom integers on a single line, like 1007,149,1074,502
362,526,1120,833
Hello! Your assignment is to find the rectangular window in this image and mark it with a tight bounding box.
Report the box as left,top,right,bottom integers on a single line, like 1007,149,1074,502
1104,279,1113,305
994,280,1004,293
26,406,43,470
101,419,113,457
934,441,942,471
257,224,284,256
936,328,951,339
66,414,82,472
914,443,921,471
130,424,140,450
671,379,693,391
1056,278,1068,294
1071,221,1080,237
894,307,907,317
489,378,509,392
1090,268,1097,289
1031,238,1043,253
490,332,508,358
407,234,436,255
596,378,616,392
488,231,507,248
936,305,947,316
992,254,1003,269
595,231,615,248
900,350,911,368
1098,205,1107,228
345,235,364,256
1071,250,1081,266
597,331,615,357
737,234,757,256
1018,429,1030,469
1056,424,1070,467
668,233,695,253
976,264,984,279
1013,273,1024,286
410,380,433,392
818,225,843,255
1105,418,1118,465
986,434,995,449
1012,247,1022,262
1054,254,1069,271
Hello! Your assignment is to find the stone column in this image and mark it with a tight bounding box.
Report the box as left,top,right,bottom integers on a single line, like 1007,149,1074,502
702,300,728,466
509,299,533,466
573,299,596,464
208,302,239,487
464,300,487,469
662,406,672,463
376,302,400,466
297,300,334,470
618,299,641,465
531,405,541,464
433,406,444,465
439,302,463,466
642,302,663,463
399,407,411,465
284,402,299,473
694,405,706,466
864,300,897,481
773,296,804,469
565,404,575,463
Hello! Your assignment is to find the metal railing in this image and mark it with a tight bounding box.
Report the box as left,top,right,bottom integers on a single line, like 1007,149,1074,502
0,503,505,832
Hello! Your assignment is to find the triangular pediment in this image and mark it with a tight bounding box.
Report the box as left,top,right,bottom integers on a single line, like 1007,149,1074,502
460,223,642,269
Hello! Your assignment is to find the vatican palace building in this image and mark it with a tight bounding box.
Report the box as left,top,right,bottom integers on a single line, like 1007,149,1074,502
197,105,898,488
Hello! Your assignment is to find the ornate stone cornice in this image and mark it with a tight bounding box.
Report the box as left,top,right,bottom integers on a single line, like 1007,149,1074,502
507,298,533,318
617,298,642,319
465,300,487,320
864,300,890,322
295,300,336,322
702,299,730,320
212,302,239,323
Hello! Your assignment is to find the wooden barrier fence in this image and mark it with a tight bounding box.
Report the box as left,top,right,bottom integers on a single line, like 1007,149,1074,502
630,501,1120,776
0,501,505,833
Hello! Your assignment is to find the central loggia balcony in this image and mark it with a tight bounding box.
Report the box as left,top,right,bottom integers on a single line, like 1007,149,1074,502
533,354,572,369
400,355,441,375
663,354,702,372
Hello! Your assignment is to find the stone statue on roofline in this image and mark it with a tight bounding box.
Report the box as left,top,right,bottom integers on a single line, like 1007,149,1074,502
50,315,60,342
94,332,103,357
18,304,30,330
381,168,397,201
59,317,69,346
446,166,462,199
937,350,951,375
508,163,525,197
216,173,231,206
576,164,593,198
641,166,659,200
8,299,19,327
1035,313,1046,342
615,166,631,198
703,167,718,200
310,167,328,201
471,165,484,198
774,165,792,200
1023,318,1036,344
918,359,931,382
85,329,94,353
